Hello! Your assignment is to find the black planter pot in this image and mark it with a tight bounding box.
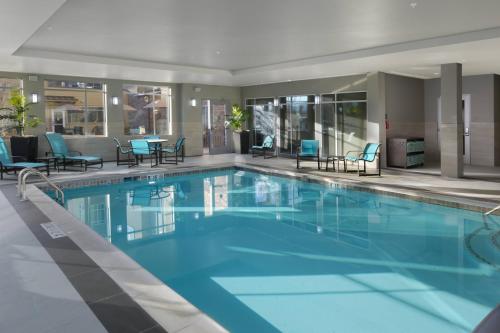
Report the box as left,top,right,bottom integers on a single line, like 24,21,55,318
10,136,38,162
233,131,250,154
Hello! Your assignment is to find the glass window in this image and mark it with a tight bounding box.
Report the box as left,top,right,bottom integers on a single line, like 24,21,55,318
321,94,335,103
337,102,367,154
122,84,172,135
44,80,107,136
248,97,275,146
336,92,367,102
0,78,23,135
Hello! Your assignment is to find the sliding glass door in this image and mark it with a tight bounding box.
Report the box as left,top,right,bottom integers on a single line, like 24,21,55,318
336,92,367,155
246,91,367,158
278,95,316,157
247,98,275,146
321,94,336,157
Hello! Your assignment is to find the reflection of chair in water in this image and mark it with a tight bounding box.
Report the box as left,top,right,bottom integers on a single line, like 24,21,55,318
130,184,174,206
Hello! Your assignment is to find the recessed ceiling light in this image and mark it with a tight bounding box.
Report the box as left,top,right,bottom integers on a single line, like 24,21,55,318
287,79,292,82
433,72,439,75
215,50,221,55
409,1,417,8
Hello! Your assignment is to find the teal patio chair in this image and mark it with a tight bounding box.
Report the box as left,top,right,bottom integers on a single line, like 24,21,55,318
113,137,132,166
296,139,320,169
45,132,103,171
128,139,157,167
0,137,49,179
345,143,381,176
161,137,185,165
251,135,275,159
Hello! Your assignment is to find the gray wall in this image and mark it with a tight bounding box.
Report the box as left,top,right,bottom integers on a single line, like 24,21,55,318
179,83,241,156
367,72,387,167
385,74,425,139
0,71,240,160
495,75,500,166
424,74,497,166
241,75,368,99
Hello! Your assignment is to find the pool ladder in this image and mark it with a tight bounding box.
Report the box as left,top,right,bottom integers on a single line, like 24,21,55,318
17,168,64,204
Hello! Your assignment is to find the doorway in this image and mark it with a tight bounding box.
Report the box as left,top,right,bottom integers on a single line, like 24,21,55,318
437,94,471,164
278,95,316,157
202,99,232,155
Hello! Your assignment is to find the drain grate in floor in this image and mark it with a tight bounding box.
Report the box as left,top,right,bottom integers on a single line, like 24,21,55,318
41,222,67,239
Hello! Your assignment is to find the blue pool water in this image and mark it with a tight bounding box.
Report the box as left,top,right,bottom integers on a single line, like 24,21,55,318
60,169,500,333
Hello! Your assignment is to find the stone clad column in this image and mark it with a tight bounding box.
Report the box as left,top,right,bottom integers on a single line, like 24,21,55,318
440,63,464,178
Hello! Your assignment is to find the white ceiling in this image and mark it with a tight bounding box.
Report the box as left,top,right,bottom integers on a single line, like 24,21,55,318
2,0,500,85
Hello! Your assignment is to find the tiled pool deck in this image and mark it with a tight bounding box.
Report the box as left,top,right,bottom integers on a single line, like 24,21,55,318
1,154,500,333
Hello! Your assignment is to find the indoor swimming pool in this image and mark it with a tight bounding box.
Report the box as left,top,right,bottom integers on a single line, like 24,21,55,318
58,168,500,333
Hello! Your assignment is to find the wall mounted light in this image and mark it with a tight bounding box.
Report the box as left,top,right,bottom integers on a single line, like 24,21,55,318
112,96,119,105
31,93,39,104
190,98,197,107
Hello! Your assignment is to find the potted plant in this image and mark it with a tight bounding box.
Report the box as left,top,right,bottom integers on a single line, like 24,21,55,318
0,89,41,161
229,104,250,154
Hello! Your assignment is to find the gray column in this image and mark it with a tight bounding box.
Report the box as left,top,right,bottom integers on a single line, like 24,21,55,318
440,63,464,178
367,72,387,167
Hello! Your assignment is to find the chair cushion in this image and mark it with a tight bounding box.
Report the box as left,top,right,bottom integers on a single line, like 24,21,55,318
65,155,101,162
162,148,176,153
4,162,47,169
345,155,359,162
298,152,317,157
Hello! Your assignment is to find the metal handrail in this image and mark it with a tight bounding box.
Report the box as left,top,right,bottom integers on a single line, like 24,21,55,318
17,168,64,204
484,205,500,216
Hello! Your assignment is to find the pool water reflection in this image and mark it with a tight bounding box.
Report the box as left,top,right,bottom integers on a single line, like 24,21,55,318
62,169,500,333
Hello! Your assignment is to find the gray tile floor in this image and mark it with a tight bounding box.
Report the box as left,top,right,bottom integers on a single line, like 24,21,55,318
1,153,500,333
0,190,107,333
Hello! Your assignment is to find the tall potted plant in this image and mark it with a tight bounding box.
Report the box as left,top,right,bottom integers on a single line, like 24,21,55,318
229,104,250,154
0,89,41,161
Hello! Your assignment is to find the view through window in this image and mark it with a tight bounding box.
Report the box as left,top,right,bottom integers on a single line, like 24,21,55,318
44,80,107,136
122,84,172,135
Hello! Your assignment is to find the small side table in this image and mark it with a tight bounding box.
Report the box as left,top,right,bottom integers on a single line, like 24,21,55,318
37,156,59,175
325,156,346,172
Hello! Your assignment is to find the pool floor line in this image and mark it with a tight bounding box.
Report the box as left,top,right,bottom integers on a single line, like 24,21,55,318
0,184,168,333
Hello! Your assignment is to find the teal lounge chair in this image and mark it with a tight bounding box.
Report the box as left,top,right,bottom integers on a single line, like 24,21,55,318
45,132,103,171
161,137,185,165
345,143,381,176
251,135,275,159
0,137,48,179
128,139,157,167
113,137,132,166
296,139,320,169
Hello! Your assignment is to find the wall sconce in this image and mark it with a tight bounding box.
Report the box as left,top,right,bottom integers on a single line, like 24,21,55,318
31,93,39,104
112,96,119,105
190,98,197,107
